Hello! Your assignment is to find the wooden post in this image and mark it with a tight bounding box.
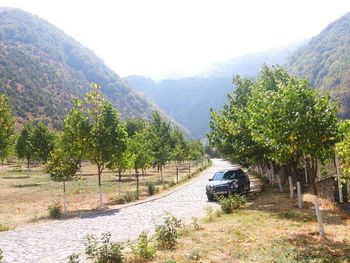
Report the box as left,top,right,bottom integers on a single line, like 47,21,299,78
176,167,179,183
188,163,191,174
297,181,302,208
63,181,67,215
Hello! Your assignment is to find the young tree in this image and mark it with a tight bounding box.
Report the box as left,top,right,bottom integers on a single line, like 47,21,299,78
0,94,15,166
16,122,35,176
148,112,172,181
86,83,127,207
130,130,154,192
62,99,90,176
31,122,56,163
46,138,80,215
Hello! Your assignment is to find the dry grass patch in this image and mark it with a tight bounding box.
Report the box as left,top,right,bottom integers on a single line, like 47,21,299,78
0,160,210,228
154,187,350,263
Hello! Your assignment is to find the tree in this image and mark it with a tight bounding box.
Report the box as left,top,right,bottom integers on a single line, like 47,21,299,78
148,112,172,181
30,122,56,163
16,122,35,176
130,130,154,192
0,94,15,165
62,99,90,176
188,140,205,161
85,83,127,207
46,138,80,215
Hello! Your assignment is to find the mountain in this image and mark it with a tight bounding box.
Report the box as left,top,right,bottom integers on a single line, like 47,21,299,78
200,42,304,78
0,7,155,129
127,43,304,138
286,11,350,118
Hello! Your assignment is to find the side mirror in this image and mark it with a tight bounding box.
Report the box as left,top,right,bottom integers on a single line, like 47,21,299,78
208,178,213,181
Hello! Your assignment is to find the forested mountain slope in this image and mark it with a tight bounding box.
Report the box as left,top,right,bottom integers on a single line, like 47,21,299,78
0,7,155,129
286,11,350,118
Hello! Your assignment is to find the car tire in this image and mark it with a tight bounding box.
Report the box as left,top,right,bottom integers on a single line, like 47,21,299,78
207,194,214,202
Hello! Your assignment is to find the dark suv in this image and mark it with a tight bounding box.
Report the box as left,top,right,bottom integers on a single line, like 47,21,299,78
206,168,250,201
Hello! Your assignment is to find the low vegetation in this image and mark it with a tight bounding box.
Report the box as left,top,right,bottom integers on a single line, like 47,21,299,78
217,194,247,214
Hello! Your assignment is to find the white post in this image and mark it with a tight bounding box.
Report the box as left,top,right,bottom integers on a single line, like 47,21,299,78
297,181,302,208
335,155,343,203
314,194,325,237
271,164,275,186
288,176,294,199
277,173,283,192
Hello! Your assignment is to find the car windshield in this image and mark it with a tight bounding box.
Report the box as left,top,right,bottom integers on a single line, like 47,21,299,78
212,170,240,181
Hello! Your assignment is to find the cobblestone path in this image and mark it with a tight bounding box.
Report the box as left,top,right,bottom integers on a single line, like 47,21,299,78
0,159,254,262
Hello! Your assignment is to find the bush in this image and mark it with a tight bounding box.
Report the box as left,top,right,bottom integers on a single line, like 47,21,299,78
155,212,182,249
204,206,215,222
218,194,246,214
130,231,156,262
0,225,9,232
0,248,3,263
67,253,80,263
84,232,124,263
147,181,155,196
48,204,62,218
122,191,139,203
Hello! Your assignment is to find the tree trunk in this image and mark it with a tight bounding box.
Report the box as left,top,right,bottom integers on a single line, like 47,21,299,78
27,160,31,178
160,166,163,181
79,160,82,178
97,164,103,208
157,165,160,181
136,169,139,192
313,185,325,237
118,171,122,198
63,181,67,215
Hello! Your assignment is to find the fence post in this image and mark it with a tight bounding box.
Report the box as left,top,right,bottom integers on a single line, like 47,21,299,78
335,155,343,203
176,167,179,183
188,163,191,174
297,181,302,208
288,176,294,199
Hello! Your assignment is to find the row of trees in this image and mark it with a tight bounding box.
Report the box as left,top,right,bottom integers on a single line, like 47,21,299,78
0,83,205,212
208,65,349,237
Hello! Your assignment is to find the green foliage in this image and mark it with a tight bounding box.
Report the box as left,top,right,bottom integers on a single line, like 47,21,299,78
217,194,247,214
46,139,79,183
147,181,156,196
129,231,156,262
0,94,15,162
84,232,124,263
0,225,9,232
67,253,80,263
335,120,350,182
155,212,182,250
17,121,55,164
48,204,62,218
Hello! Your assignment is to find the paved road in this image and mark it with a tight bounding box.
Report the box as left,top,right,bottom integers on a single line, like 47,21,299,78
0,159,240,262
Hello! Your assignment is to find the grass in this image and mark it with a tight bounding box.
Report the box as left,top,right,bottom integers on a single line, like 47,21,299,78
153,187,350,263
0,159,211,229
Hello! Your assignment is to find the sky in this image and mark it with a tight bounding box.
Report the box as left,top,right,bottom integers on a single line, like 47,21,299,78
1,0,350,79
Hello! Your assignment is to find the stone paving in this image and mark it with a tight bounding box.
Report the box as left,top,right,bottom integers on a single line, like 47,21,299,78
0,159,251,262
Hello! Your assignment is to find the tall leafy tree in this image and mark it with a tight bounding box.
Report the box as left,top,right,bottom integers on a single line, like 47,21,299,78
62,99,90,176
148,112,172,181
0,94,15,164
130,129,154,191
86,83,127,207
16,122,35,175
30,122,56,163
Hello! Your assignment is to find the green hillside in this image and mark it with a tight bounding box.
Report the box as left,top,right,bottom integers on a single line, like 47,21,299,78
286,11,350,118
0,7,154,129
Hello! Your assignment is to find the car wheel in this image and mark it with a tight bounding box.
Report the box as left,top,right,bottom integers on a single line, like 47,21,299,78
207,194,214,202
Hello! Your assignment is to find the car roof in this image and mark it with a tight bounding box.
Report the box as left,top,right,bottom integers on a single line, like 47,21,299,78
216,167,242,173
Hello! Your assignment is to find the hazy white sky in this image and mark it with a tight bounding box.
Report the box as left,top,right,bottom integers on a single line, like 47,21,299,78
1,0,350,78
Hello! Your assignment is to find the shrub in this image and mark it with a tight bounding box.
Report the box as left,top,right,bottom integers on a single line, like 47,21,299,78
67,253,80,263
0,248,3,263
147,181,155,196
218,194,246,214
185,249,200,261
155,212,182,249
0,225,9,232
123,191,139,203
84,232,124,263
130,231,156,262
169,180,176,187
204,206,215,222
48,204,62,218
